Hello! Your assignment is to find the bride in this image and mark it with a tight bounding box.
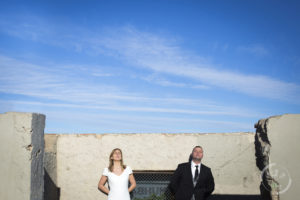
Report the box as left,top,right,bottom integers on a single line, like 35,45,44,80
98,148,136,200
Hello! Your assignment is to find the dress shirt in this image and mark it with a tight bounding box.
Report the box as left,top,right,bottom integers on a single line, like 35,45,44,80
191,161,201,181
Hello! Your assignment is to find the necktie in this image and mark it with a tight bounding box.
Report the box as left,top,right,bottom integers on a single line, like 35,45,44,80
194,165,199,182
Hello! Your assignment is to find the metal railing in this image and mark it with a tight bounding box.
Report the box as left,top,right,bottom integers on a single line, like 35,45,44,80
131,170,175,200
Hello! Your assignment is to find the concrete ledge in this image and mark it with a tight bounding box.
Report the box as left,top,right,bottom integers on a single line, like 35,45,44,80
0,112,45,200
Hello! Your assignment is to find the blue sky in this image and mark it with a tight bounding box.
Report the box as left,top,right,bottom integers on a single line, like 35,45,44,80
0,0,299,133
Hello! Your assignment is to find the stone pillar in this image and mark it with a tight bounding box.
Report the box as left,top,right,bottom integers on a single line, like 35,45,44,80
0,112,45,200
255,114,300,200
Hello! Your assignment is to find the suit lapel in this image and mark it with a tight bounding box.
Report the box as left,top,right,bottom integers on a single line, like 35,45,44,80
186,162,194,186
195,164,205,187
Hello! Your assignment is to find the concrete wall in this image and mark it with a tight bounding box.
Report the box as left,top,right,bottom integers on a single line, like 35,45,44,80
2,112,298,200
0,112,45,200
44,134,59,200
45,132,261,200
255,114,300,200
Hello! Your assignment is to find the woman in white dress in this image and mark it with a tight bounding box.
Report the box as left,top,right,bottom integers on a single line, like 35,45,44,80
98,148,136,200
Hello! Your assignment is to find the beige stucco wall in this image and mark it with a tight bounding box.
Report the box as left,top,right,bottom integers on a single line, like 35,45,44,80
44,132,261,200
255,114,300,200
2,112,299,200
0,112,45,200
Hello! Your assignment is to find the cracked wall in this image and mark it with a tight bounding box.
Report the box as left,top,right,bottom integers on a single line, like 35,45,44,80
0,112,45,200
255,114,300,200
45,132,261,200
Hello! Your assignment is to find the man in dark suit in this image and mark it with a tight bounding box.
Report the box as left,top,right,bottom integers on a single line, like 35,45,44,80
169,146,214,200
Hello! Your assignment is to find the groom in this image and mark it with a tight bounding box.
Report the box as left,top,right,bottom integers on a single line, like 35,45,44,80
169,146,214,200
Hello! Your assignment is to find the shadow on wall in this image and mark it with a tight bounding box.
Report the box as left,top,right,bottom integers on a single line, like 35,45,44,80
44,168,60,200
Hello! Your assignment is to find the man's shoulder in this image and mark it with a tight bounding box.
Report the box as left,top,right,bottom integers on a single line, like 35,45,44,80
177,162,190,168
201,163,212,170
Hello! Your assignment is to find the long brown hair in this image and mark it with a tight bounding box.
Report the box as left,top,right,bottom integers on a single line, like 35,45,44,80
108,148,126,172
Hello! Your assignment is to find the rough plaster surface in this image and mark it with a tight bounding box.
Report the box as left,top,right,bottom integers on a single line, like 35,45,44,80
44,134,58,185
44,132,261,200
44,134,59,200
255,114,300,200
0,112,45,200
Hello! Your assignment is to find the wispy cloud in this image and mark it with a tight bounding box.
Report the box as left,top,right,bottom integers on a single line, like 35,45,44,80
0,99,262,118
91,27,299,102
0,55,264,119
1,16,299,103
142,74,210,89
212,42,229,51
0,14,59,43
3,14,294,133
0,56,121,104
237,44,270,56
0,100,254,133
43,110,253,133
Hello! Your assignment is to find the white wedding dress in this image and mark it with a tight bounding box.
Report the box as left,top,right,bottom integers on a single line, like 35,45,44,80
102,166,133,200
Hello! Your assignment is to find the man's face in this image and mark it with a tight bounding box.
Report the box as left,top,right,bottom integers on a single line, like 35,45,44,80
192,147,203,161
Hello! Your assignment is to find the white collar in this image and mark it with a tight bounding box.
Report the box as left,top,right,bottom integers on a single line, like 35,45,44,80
191,161,201,168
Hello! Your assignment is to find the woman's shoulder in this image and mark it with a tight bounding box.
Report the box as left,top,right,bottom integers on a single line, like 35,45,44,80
125,165,133,173
102,167,110,176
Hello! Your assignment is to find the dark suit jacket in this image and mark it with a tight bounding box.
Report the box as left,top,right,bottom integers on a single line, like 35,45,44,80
169,162,214,200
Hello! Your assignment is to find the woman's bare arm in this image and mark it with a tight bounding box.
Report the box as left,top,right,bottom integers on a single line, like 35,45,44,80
98,175,109,195
128,174,136,192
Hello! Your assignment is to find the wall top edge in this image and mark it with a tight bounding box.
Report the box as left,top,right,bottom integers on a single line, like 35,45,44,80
1,111,46,116
257,113,300,122
255,113,300,128
45,132,255,136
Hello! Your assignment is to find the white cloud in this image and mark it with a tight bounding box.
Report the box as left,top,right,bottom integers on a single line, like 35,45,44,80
88,27,299,102
0,99,262,118
0,55,265,118
1,16,299,103
237,44,269,56
212,42,229,51
1,14,296,133
1,100,254,133
142,74,210,89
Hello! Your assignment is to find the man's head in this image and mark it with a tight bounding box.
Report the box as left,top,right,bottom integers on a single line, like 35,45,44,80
191,146,203,163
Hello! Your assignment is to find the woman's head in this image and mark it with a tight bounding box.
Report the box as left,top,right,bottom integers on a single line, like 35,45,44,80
108,148,126,171
110,148,123,161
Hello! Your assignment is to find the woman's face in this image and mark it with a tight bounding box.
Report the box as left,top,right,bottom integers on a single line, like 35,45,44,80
111,149,122,161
